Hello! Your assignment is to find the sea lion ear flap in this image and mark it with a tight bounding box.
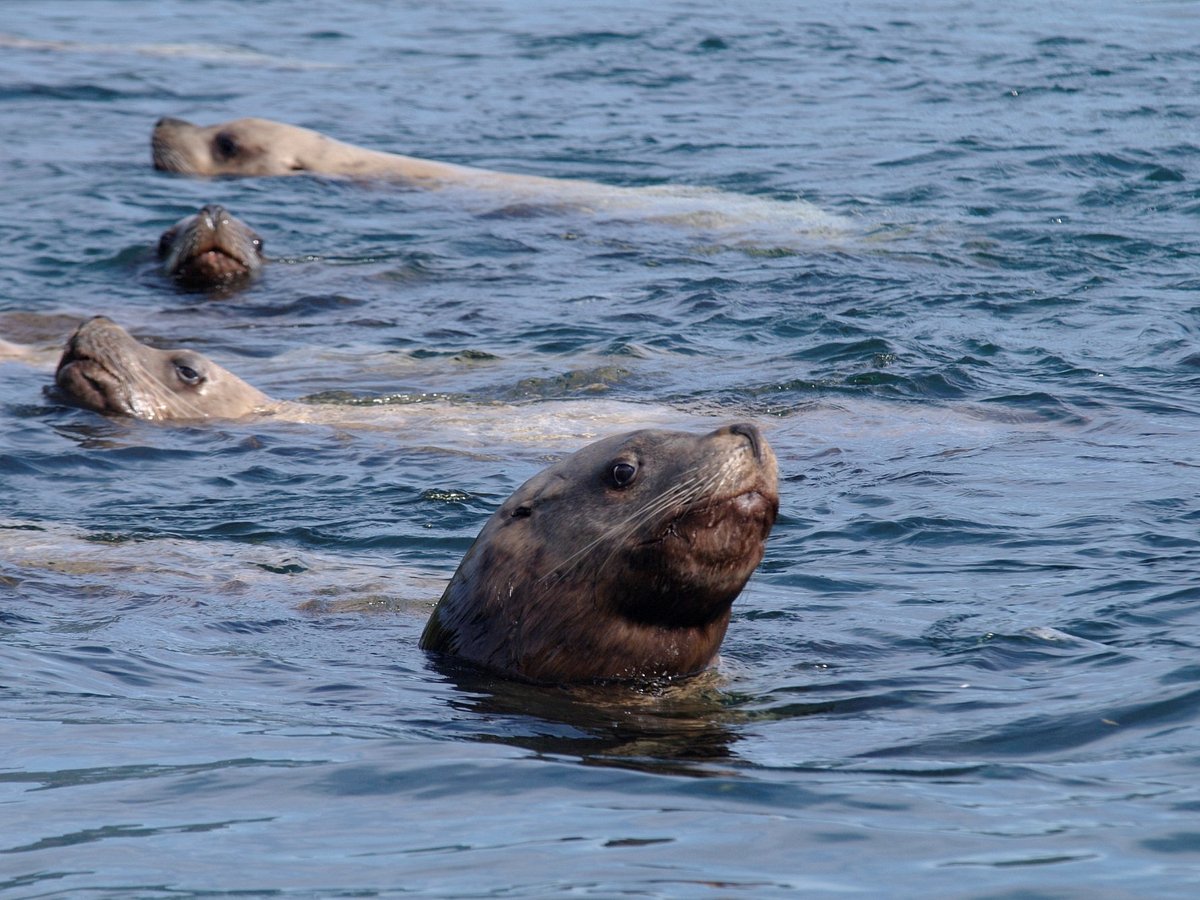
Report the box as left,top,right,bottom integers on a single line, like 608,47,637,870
500,470,570,520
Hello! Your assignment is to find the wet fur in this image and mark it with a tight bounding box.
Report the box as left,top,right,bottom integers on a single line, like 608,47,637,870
54,316,271,421
158,204,264,287
420,425,779,683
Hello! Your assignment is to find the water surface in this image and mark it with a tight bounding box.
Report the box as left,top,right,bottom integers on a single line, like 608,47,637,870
2,1,1199,896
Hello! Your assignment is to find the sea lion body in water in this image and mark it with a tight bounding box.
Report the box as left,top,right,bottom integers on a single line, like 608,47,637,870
48,318,709,447
154,116,497,184
151,116,847,238
54,316,271,420
420,424,779,684
158,204,264,288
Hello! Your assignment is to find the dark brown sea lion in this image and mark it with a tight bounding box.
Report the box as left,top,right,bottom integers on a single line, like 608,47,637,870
158,204,264,288
420,423,779,684
54,316,271,421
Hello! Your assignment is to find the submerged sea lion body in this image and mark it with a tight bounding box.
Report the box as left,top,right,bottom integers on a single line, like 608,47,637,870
151,116,848,238
158,204,264,288
153,116,548,187
54,316,271,421
420,424,779,684
47,319,710,449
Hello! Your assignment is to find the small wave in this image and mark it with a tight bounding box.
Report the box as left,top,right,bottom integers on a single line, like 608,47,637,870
0,32,338,70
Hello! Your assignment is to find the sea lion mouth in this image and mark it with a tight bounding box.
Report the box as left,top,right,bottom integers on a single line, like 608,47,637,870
729,488,775,517
151,141,191,174
52,318,149,416
55,350,130,415
174,248,253,283
668,487,776,532
161,205,263,285
151,117,196,173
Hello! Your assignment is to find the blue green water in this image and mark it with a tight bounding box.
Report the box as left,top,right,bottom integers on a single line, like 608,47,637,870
2,1,1199,896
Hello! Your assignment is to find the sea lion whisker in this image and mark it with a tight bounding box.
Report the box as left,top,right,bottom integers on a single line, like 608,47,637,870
55,318,273,422
537,474,713,582
119,343,211,420
590,461,757,577
588,471,730,574
125,353,182,419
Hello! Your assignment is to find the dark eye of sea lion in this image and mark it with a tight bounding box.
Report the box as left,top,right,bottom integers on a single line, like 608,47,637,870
213,132,240,160
174,362,204,386
608,460,638,488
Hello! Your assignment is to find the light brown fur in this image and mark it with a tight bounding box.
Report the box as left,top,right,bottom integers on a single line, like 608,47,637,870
54,316,271,421
153,116,569,189
150,116,849,240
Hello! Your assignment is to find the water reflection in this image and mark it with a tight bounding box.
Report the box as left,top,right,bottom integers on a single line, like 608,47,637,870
428,658,745,777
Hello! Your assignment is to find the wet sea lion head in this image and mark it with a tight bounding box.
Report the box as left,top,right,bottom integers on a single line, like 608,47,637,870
53,316,271,421
158,204,264,287
152,116,340,176
420,423,780,684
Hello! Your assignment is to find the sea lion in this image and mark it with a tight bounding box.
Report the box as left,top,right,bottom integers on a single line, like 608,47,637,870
419,423,779,684
47,318,710,446
151,116,848,238
152,116,515,183
53,316,271,421
158,204,264,288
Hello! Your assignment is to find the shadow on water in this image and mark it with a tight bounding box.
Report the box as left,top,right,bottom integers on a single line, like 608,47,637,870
427,657,748,778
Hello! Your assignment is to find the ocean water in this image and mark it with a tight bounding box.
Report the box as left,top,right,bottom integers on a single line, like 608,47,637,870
2,1,1199,896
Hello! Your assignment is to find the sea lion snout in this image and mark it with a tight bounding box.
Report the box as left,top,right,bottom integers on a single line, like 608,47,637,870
63,315,118,353
158,205,264,287
724,422,765,461
53,317,272,421
197,204,226,229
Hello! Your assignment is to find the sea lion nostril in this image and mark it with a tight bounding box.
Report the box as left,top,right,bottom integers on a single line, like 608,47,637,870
728,422,763,460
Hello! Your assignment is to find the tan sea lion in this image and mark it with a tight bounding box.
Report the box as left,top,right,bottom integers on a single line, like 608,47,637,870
53,316,271,421
152,116,545,184
158,204,264,288
419,423,779,684
151,116,848,238
47,318,710,447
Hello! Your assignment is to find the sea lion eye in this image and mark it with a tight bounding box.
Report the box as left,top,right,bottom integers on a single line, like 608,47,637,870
213,132,240,159
175,363,203,385
609,461,638,488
